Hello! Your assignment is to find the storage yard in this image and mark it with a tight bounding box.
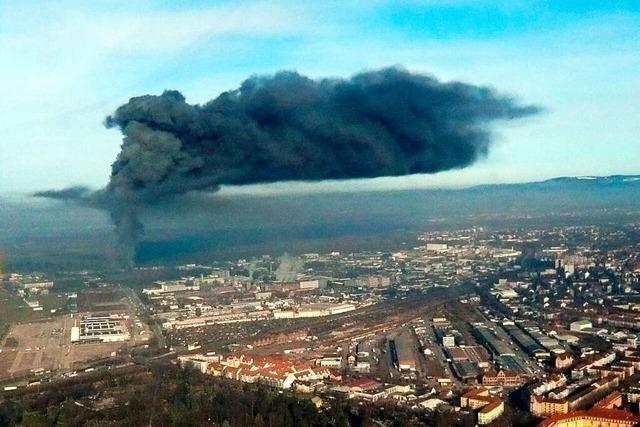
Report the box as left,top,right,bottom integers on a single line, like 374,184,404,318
0,287,150,380
0,315,124,378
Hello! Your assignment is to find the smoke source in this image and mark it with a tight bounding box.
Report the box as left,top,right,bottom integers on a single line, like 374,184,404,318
275,253,304,282
35,66,540,265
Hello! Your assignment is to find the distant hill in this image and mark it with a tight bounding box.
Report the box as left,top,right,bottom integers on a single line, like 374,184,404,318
483,174,640,189
1,174,639,270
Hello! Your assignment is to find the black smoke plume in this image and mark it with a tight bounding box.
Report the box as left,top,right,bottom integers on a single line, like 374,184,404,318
34,186,93,200
36,67,540,265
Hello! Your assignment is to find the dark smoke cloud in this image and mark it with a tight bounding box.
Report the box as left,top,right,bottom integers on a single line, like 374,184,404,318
37,66,541,265
33,186,93,201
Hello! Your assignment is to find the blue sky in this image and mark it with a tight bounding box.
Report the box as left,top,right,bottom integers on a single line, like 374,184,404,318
1,0,639,195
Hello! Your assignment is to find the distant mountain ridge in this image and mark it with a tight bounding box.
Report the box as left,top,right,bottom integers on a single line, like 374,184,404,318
2,174,639,202
540,174,640,185
471,174,640,192
2,173,639,270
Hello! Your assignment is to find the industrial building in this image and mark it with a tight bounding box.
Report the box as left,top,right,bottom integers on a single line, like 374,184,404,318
71,315,129,343
474,325,514,357
273,303,355,319
502,322,549,359
391,330,417,372
20,281,54,292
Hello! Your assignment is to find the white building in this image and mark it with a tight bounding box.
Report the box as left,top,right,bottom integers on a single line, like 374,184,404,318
317,355,342,368
299,279,320,290
21,281,54,292
570,319,593,332
71,315,129,343
178,354,221,373
426,243,448,251
442,335,456,348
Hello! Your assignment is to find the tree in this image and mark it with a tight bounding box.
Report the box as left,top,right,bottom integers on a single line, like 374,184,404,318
0,400,24,426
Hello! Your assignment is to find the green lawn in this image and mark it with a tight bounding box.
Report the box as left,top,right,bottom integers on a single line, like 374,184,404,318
0,288,67,326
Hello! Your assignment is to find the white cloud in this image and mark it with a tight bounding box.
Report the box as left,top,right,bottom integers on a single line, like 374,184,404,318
1,1,638,193
75,2,306,54
0,1,310,192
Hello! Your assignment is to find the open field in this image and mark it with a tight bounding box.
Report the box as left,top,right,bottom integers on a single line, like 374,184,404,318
0,288,70,332
0,289,45,325
0,285,152,380
0,313,149,380
77,288,132,313
0,316,70,377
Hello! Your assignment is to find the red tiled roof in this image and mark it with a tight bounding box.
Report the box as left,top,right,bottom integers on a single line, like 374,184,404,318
479,399,503,414
348,378,381,390
538,408,640,427
594,391,623,408
462,387,489,398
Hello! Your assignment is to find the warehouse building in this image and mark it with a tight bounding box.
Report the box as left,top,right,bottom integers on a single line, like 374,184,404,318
71,315,129,343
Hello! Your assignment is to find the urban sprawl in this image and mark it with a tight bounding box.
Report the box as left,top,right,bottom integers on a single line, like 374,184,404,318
3,224,640,426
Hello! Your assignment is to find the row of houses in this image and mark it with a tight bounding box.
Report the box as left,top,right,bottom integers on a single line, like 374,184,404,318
179,353,421,405
180,354,333,390
531,375,620,417
482,369,526,387
460,387,505,425
330,379,417,402
538,407,639,427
